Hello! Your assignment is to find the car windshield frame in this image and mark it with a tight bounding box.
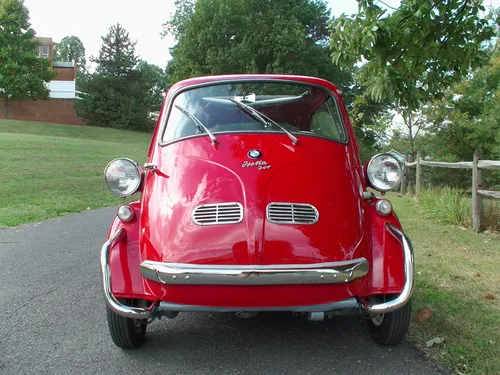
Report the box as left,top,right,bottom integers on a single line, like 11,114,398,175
158,79,349,147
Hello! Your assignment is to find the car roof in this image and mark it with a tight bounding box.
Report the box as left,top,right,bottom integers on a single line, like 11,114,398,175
166,74,342,96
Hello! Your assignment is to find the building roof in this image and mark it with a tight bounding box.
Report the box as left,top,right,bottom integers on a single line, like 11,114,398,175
35,37,53,45
52,61,75,68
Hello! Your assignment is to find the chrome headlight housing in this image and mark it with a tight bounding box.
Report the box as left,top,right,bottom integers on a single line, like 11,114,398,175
366,153,403,192
104,158,144,197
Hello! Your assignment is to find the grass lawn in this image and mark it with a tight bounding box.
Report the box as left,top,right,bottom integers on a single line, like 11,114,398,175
0,120,151,227
390,193,500,375
2,120,499,373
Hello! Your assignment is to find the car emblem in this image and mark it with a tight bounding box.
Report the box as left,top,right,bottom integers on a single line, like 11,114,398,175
248,150,261,159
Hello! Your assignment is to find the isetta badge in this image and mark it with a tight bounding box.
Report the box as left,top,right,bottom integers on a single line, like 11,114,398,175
242,160,271,170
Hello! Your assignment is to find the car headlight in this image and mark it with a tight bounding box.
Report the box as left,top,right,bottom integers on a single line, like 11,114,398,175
104,158,143,197
366,153,403,192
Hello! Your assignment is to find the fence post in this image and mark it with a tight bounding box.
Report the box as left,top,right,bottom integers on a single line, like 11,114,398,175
416,150,423,196
472,149,484,232
401,154,409,195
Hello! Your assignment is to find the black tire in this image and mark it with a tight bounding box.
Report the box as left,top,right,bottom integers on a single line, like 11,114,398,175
106,299,148,349
366,296,412,346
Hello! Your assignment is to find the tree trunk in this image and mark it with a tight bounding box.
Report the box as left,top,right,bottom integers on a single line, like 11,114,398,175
3,96,8,119
401,153,409,195
416,150,423,196
407,115,414,158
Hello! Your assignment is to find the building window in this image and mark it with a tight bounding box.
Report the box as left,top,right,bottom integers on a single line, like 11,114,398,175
37,45,49,58
41,45,49,58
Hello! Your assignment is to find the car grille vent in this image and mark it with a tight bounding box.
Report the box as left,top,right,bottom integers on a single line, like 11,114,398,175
267,203,319,224
192,203,243,226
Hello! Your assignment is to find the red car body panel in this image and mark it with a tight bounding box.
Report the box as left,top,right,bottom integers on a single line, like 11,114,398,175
107,74,407,308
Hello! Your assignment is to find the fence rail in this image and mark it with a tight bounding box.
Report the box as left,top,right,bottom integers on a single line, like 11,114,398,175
406,160,500,169
404,149,500,232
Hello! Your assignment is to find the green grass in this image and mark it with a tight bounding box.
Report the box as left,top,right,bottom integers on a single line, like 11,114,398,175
389,192,500,375
0,120,151,227
2,120,500,373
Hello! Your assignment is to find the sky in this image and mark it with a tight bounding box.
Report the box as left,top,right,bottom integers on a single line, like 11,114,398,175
23,0,499,70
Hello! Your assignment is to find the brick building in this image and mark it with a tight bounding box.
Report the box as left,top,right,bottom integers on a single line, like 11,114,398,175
36,37,78,100
0,37,84,125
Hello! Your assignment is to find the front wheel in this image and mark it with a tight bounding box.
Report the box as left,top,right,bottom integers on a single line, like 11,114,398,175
366,295,412,346
106,299,148,349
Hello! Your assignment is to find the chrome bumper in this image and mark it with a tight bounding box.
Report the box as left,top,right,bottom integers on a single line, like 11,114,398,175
101,222,413,318
360,223,415,314
158,298,360,314
100,228,154,319
140,258,369,285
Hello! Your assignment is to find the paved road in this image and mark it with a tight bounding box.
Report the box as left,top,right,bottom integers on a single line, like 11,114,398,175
0,208,449,375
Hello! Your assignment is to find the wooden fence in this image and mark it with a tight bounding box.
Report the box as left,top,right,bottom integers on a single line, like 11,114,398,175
403,149,500,232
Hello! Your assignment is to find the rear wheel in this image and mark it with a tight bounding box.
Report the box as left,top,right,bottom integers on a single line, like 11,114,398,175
106,299,148,349
366,295,411,346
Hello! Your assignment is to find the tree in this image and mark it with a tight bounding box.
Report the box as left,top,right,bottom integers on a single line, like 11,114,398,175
345,73,393,161
75,24,155,131
137,60,168,110
329,0,498,112
0,0,56,119
425,47,500,161
329,0,498,160
91,23,139,77
53,35,87,71
161,0,196,40
164,0,352,86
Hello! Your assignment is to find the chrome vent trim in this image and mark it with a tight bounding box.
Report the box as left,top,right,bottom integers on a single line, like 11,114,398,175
267,203,319,224
192,202,243,226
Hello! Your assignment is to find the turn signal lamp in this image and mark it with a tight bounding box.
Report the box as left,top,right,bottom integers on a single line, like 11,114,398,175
117,205,135,222
376,200,393,216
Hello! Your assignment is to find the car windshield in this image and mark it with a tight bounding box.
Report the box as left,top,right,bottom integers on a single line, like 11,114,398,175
161,81,347,144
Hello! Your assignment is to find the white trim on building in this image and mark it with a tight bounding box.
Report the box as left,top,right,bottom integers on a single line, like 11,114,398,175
47,81,76,99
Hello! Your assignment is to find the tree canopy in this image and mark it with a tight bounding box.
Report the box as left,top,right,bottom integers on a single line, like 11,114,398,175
137,60,168,110
0,0,55,118
425,47,500,161
161,0,196,40
329,0,498,111
53,35,87,71
164,0,352,87
91,23,139,77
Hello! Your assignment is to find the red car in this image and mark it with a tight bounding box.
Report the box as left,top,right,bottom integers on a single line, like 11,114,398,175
101,74,414,349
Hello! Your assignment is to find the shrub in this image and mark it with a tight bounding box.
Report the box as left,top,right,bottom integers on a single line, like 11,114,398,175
416,186,500,231
417,186,471,227
484,199,500,231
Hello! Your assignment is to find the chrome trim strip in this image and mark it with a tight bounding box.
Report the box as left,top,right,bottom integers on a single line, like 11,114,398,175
100,228,154,319
361,223,415,314
266,202,319,225
158,298,359,313
140,258,369,286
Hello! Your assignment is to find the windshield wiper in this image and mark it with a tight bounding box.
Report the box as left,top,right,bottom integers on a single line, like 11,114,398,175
174,104,218,146
228,98,298,146
229,98,268,129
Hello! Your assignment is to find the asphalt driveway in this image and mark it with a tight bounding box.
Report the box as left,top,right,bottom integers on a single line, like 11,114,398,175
0,208,449,375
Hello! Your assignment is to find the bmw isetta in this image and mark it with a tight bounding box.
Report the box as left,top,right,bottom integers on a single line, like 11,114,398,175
101,74,414,349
